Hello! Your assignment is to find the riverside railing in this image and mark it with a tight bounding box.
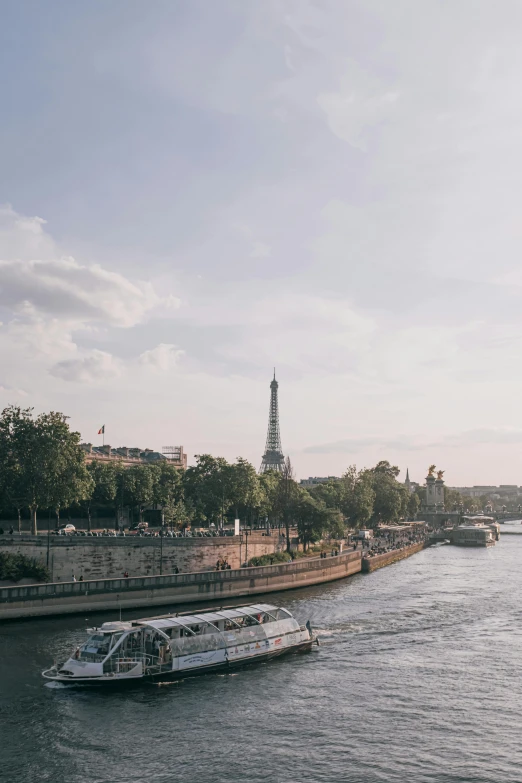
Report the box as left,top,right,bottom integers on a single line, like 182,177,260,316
0,550,361,604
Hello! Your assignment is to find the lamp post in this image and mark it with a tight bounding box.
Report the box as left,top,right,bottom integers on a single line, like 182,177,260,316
218,477,226,531
46,509,51,572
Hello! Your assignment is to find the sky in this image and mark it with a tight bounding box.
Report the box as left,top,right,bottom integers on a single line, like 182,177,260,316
2,0,522,485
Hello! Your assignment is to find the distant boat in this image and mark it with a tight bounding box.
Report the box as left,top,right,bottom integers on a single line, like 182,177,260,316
42,603,315,685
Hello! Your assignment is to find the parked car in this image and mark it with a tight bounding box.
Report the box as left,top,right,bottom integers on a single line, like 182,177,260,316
58,524,76,535
130,522,148,531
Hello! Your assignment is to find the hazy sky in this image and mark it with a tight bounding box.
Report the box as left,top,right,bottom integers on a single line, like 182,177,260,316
2,0,522,485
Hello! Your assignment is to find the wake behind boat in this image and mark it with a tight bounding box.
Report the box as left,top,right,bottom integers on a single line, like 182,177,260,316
42,603,315,685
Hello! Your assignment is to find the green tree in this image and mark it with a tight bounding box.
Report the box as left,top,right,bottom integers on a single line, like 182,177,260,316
153,461,190,528
227,457,262,528
258,470,283,529
184,454,232,526
162,498,194,530
308,480,343,510
153,461,184,508
277,457,299,552
292,489,345,548
415,485,426,507
406,491,420,519
338,466,375,529
0,406,92,534
124,464,157,523
87,460,122,529
365,460,409,526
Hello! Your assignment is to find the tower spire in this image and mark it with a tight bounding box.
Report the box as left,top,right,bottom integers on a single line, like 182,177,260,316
260,370,285,473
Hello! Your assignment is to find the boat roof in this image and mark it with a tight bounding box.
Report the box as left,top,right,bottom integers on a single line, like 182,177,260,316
137,603,282,630
97,621,134,633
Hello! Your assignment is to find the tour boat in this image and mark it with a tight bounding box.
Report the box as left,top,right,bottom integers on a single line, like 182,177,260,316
42,603,315,685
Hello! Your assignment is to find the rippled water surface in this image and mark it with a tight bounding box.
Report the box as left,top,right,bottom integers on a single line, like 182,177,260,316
2,534,522,783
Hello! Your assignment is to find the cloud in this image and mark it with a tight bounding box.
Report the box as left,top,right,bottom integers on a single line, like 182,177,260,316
303,435,419,454
436,429,522,447
50,350,122,384
139,343,184,371
206,291,376,375
0,205,180,328
249,242,272,258
0,383,28,397
0,256,164,328
317,62,400,150
0,206,184,392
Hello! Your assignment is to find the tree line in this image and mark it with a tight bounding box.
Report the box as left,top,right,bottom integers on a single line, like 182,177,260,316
0,406,418,547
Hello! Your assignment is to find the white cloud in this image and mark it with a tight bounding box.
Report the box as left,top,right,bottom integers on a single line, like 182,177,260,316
0,205,180,328
249,242,272,258
317,63,400,150
0,206,184,394
0,255,165,328
139,343,184,371
50,350,122,384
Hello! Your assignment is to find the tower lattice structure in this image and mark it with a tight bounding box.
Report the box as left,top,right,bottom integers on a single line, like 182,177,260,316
260,370,285,473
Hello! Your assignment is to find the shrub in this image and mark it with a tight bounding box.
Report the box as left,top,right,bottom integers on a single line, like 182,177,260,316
0,552,51,583
248,551,292,567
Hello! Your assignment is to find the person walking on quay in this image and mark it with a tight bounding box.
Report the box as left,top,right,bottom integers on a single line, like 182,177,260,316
71,574,76,582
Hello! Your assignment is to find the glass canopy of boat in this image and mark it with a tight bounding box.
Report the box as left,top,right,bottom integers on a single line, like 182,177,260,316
137,604,291,632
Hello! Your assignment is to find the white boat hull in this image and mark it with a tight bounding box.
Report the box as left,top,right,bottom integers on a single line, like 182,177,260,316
42,603,315,686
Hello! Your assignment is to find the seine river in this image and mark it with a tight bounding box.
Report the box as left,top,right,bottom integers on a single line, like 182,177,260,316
2,531,522,783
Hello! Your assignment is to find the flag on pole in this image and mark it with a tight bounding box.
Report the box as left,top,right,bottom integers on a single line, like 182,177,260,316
98,425,105,435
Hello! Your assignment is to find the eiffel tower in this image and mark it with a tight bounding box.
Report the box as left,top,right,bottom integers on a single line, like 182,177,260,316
260,370,285,473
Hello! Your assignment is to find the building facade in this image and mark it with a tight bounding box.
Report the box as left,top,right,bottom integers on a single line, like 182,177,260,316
81,444,187,469
299,476,341,487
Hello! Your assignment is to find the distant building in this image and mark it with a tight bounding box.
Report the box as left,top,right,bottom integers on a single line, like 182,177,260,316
404,468,420,494
81,443,187,469
300,476,341,486
450,485,519,498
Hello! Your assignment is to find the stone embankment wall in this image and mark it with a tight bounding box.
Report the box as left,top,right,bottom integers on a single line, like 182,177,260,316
0,535,278,581
361,542,426,573
0,551,363,619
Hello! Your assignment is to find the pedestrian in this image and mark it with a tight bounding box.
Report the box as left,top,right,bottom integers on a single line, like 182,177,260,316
79,575,84,582
72,574,77,582
123,570,129,578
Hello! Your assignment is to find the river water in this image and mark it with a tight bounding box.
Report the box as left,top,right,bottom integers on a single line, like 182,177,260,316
2,531,522,783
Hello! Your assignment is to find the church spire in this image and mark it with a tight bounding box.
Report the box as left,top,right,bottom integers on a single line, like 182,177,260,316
405,467,410,485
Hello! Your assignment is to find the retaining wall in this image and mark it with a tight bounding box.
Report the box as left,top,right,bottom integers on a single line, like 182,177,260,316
0,534,278,581
0,550,362,619
362,542,426,573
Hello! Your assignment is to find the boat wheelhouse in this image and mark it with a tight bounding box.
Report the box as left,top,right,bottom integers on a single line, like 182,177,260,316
42,603,314,684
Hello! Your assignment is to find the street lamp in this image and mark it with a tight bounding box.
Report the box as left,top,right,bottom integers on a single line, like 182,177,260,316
218,477,225,531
